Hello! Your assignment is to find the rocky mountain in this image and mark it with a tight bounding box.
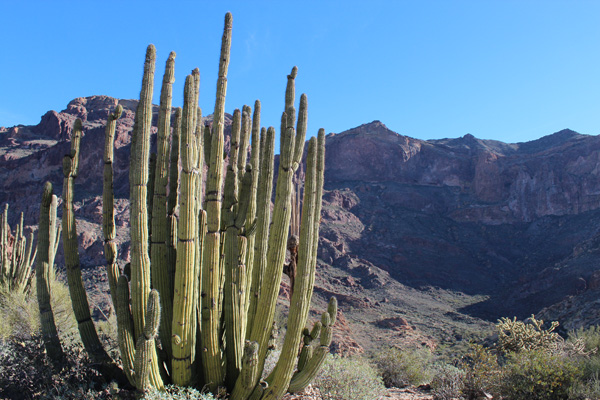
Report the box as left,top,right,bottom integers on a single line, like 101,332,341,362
2,95,600,352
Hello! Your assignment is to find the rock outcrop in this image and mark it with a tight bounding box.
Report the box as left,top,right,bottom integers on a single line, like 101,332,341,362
3,97,600,352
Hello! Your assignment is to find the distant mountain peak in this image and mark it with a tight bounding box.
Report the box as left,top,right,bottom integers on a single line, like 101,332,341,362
516,128,584,154
334,120,403,139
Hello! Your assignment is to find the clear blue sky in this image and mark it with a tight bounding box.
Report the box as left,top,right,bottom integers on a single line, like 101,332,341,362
1,1,599,145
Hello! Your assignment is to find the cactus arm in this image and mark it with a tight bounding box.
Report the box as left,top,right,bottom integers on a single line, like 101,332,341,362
171,74,200,386
288,298,337,393
239,340,259,390
1,204,7,284
250,68,300,375
150,51,176,361
238,106,252,180
243,101,261,317
224,167,253,391
36,183,64,365
192,104,204,382
103,104,123,310
292,94,308,170
223,108,242,388
18,230,35,293
130,44,156,337
245,127,274,338
262,137,319,400
166,108,182,298
147,153,157,239
200,12,232,391
135,289,164,391
128,44,164,389
234,67,301,399
62,119,114,365
116,275,137,386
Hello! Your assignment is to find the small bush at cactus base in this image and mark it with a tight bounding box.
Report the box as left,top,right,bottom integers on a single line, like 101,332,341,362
373,346,434,388
0,277,77,342
459,343,501,399
142,385,217,400
430,363,465,400
313,354,386,400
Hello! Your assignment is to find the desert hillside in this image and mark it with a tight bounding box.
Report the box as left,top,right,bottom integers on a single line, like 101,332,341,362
2,95,600,353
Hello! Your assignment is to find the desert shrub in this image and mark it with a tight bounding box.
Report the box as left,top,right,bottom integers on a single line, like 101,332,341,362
373,346,434,388
0,283,39,341
496,315,560,354
143,385,217,399
568,372,600,400
569,325,600,352
460,343,501,399
314,354,386,400
0,277,77,342
430,363,465,400
497,347,582,400
567,325,600,379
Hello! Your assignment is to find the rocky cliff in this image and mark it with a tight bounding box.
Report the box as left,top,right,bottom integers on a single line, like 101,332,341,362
2,96,600,352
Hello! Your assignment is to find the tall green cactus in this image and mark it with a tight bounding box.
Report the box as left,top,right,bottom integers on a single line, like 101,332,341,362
36,182,64,365
62,119,110,363
43,12,332,399
150,51,176,361
62,119,127,383
103,104,123,310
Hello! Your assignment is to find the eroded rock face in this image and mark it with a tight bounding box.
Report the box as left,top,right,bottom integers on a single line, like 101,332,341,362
3,97,600,352
326,123,600,223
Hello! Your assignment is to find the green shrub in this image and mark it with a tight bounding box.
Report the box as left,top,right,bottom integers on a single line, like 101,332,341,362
568,372,600,400
314,354,386,400
143,385,217,399
0,277,77,342
460,344,501,399
570,325,600,350
498,347,582,400
430,363,465,400
373,346,434,388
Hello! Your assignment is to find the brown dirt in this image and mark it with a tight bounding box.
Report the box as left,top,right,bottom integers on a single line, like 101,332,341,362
283,385,434,400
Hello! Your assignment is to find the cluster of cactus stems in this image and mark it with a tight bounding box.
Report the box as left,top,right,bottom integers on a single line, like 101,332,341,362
496,315,560,354
36,12,334,399
0,204,37,293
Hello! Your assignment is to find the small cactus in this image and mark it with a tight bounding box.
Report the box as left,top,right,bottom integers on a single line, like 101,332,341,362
0,203,37,294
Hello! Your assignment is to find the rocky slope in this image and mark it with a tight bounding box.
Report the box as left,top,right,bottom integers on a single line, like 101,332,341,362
2,95,600,353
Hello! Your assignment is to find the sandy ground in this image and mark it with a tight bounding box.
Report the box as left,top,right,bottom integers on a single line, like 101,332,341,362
283,385,435,400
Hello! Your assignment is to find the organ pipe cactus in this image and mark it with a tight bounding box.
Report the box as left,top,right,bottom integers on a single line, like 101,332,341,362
62,119,126,382
0,203,37,293
44,12,332,398
36,182,63,365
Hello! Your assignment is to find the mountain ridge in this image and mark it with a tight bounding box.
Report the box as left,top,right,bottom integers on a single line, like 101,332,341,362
2,95,600,352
